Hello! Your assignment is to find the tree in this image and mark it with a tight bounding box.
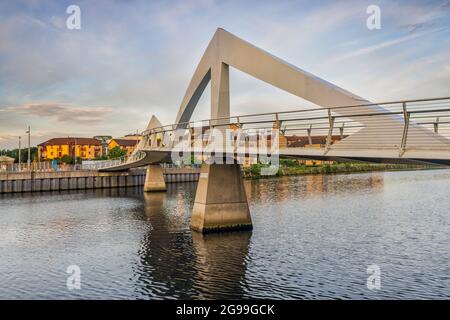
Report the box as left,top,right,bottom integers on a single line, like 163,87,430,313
108,146,127,159
60,155,74,164
94,155,108,161
0,147,38,163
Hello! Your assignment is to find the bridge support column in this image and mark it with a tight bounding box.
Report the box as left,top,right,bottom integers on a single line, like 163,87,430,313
143,164,166,192
190,164,252,233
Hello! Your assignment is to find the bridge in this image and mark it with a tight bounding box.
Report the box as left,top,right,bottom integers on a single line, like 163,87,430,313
100,28,450,233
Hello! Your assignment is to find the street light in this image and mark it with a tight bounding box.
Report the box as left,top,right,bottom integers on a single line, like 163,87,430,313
18,136,21,171
74,137,77,166
26,126,30,170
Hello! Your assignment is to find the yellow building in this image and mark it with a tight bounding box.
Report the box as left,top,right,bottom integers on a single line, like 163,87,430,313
108,139,139,156
38,137,103,160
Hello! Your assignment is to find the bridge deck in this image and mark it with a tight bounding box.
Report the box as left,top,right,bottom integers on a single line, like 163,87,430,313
99,97,450,172
99,146,450,172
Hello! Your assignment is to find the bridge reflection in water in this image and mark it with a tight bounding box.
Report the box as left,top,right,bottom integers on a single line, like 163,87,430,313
129,172,386,299
135,185,251,299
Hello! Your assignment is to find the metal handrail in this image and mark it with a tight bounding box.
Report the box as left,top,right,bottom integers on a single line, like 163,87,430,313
142,97,450,136
100,97,450,170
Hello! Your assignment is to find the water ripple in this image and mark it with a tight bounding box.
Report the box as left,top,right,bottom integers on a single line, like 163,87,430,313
0,171,449,299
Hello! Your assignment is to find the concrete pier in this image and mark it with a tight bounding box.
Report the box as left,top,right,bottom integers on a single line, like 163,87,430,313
143,165,167,192
190,164,252,233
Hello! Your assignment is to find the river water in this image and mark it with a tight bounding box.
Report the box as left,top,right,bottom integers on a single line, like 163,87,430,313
0,169,449,299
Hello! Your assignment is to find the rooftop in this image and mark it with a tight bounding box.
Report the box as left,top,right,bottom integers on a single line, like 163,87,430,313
110,138,139,147
38,137,102,146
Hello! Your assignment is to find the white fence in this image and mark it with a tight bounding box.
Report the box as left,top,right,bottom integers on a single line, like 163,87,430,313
0,162,85,173
81,159,126,170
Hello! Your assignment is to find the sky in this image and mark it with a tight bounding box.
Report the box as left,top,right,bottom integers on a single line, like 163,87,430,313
0,0,449,149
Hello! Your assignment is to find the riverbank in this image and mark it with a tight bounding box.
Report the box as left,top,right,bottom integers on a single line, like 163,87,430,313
1,162,441,193
0,167,200,194
242,161,437,179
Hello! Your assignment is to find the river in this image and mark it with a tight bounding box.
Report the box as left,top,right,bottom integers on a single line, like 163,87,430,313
0,169,449,299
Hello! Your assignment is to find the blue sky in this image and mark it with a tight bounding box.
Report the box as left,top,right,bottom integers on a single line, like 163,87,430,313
0,0,449,148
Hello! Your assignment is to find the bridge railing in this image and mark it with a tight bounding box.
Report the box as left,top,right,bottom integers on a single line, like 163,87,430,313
1,162,52,173
137,97,450,155
1,162,91,173
91,150,147,170
82,159,125,170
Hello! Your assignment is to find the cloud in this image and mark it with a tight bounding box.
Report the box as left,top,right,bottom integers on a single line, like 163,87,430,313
151,0,216,32
0,130,101,149
394,0,450,33
7,103,113,124
0,134,17,142
332,26,450,62
0,0,449,145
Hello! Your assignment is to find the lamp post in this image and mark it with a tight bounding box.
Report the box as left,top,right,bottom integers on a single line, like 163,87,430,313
18,136,21,171
26,126,30,171
74,138,77,166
